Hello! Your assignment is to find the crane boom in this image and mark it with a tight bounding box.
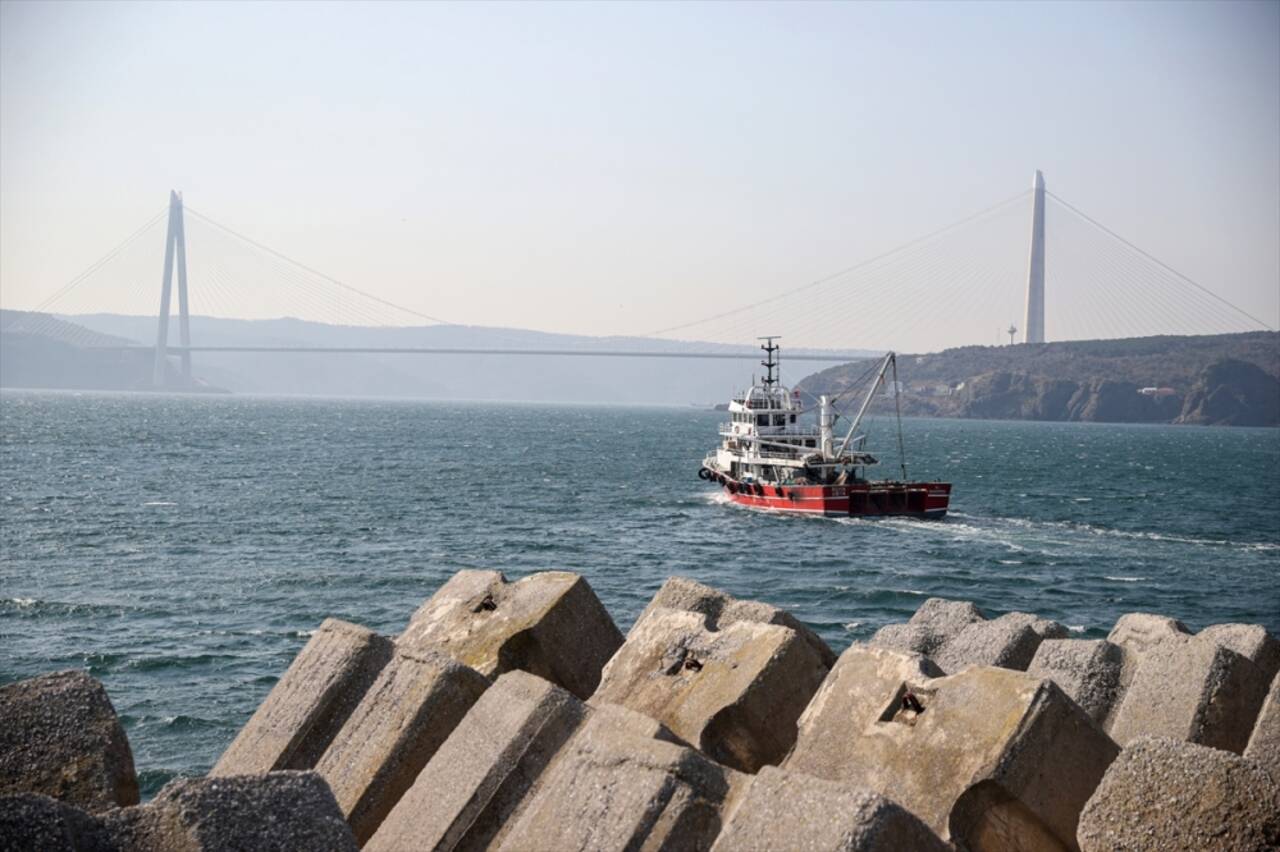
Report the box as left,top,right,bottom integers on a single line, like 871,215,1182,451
833,352,895,459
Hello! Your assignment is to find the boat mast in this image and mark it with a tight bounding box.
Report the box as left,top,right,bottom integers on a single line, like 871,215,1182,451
758,336,779,388
833,352,895,459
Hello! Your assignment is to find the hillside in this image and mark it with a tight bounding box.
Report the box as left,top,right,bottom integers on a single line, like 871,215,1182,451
798,332,1280,427
0,312,872,404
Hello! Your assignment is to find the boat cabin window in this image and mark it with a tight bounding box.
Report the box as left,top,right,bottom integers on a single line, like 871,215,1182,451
790,415,796,423
773,414,786,426
806,439,816,447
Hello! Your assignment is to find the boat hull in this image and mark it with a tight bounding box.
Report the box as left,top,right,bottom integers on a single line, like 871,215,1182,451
720,480,951,518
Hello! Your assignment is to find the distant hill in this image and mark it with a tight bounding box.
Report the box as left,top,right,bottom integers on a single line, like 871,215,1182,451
798,332,1280,427
1,312,871,404
0,310,211,392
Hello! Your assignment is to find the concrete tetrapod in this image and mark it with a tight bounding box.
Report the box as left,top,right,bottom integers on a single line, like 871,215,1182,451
314,648,489,844
871,598,1067,674
104,771,358,852
710,766,948,852
0,670,139,811
0,792,113,852
211,618,393,776
785,644,1119,851
365,670,587,852
1244,672,1280,782
0,772,358,852
591,606,830,773
1106,612,1190,657
632,576,837,668
1077,736,1280,852
1198,623,1280,685
494,702,742,852
1027,639,1127,728
1107,633,1270,753
397,569,623,700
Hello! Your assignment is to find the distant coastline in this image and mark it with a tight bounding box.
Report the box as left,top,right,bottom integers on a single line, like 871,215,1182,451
797,331,1280,428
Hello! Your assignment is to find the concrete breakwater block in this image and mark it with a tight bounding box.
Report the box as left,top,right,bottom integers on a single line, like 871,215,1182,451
1077,736,1280,852
710,766,948,852
397,569,623,700
105,771,358,852
0,670,139,811
1108,634,1269,753
633,576,837,668
591,607,830,773
314,648,489,844
211,618,393,777
1027,639,1127,727
785,644,1118,850
1198,623,1280,684
366,670,587,852
494,702,741,852
871,597,1067,674
0,792,113,852
0,772,357,852
1106,612,1190,657
1244,672,1280,781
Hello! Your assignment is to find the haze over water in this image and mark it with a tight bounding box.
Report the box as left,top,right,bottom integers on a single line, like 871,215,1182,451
2,390,1278,795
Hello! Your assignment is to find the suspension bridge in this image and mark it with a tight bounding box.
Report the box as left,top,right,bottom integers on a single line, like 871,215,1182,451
1,171,1272,390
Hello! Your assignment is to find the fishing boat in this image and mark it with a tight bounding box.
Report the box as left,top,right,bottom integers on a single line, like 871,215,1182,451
698,338,951,518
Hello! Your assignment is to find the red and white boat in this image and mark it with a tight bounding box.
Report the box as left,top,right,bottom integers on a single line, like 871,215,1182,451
699,339,951,518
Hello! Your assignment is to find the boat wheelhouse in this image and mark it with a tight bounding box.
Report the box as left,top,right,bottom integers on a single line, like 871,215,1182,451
698,338,951,518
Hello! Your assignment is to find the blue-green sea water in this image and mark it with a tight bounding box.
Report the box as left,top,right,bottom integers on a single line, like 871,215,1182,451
2,390,1277,796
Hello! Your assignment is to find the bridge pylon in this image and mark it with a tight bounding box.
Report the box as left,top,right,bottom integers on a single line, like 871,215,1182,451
153,190,192,387
1023,169,1046,344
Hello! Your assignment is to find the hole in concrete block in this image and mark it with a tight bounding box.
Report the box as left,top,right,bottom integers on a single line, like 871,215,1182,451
878,683,934,726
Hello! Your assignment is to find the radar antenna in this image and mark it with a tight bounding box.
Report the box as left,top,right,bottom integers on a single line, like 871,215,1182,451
758,336,780,388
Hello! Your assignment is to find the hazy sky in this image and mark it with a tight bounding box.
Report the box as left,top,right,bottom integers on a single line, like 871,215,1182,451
1,0,1277,350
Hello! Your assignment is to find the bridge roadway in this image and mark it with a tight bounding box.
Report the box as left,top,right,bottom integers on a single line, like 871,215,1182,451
88,345,863,362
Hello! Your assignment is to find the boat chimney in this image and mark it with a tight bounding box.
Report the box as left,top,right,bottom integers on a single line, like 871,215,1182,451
819,395,835,458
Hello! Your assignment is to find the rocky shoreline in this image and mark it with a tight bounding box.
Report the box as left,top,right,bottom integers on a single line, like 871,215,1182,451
3,571,1278,850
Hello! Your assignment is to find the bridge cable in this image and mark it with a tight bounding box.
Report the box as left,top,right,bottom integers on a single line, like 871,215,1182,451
1046,190,1274,331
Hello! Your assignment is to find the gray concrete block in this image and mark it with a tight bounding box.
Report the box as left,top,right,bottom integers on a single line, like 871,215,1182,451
591,606,830,772
0,670,138,811
494,702,739,852
871,599,1060,675
211,618,393,776
1108,634,1269,753
365,671,586,852
785,644,1118,851
710,766,948,852
908,598,985,641
0,793,112,852
397,570,623,700
314,648,489,844
1244,671,1280,782
1198,623,1280,684
1027,639,1126,727
867,622,936,656
633,576,837,667
1107,612,1189,657
934,618,1042,673
1077,736,1280,852
103,771,358,852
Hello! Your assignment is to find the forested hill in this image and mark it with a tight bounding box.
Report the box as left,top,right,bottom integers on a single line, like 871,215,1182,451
797,332,1280,427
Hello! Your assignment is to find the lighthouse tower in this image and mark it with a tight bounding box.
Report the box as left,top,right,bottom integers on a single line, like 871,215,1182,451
1023,170,1046,344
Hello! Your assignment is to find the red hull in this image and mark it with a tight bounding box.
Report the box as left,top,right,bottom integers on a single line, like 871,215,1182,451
721,480,951,518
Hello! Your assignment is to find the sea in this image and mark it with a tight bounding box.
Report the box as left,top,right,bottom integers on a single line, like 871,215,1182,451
2,389,1278,796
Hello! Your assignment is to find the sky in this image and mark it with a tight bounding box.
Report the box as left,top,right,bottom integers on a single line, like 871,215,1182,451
1,0,1277,352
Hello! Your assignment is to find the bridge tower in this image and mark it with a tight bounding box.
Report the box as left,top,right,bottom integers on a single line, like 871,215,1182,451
1023,169,1046,344
153,190,192,387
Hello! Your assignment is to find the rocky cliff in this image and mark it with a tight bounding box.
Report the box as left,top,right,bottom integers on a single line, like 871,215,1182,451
798,332,1280,427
